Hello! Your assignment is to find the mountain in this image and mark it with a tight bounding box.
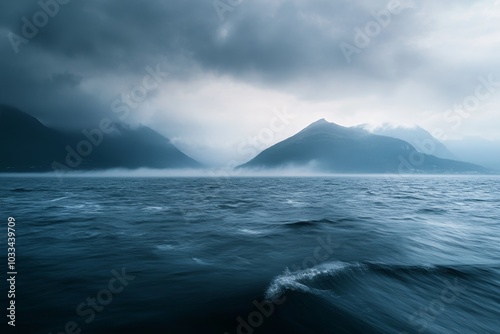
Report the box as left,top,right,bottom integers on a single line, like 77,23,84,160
360,123,455,160
444,138,500,171
0,105,201,172
239,119,489,174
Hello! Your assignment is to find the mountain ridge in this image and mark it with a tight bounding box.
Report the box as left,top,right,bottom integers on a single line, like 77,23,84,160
0,105,201,172
239,119,489,174
359,123,455,160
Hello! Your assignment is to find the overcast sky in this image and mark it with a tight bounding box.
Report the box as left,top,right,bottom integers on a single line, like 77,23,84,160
1,0,499,165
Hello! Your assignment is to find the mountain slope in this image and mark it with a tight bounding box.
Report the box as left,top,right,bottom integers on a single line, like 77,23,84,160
0,105,68,171
239,119,488,174
0,105,201,172
444,138,500,171
361,123,455,160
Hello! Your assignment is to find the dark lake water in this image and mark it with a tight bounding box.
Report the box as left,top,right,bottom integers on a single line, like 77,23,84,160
1,176,499,333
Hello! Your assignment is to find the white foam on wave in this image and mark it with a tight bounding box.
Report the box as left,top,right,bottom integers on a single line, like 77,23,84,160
192,257,210,265
143,206,167,212
285,199,308,207
64,202,102,211
65,204,85,209
156,244,176,251
265,261,364,301
48,196,70,202
239,229,264,235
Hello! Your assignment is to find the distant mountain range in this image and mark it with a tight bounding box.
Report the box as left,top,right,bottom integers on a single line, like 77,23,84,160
239,119,489,174
0,105,201,172
444,138,500,171
359,123,456,160
0,107,492,174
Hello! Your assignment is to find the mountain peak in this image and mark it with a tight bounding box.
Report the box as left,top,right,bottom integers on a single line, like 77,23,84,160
304,118,342,131
299,118,368,139
313,118,329,125
239,119,488,173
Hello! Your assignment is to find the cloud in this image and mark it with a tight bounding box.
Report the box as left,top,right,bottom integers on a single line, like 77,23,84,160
0,0,499,164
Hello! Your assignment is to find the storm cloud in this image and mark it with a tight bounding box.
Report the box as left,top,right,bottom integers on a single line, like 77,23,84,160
1,0,499,165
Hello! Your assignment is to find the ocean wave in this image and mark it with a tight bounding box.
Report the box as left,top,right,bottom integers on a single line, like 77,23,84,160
10,188,33,192
143,206,168,212
239,228,265,235
63,202,102,211
284,217,362,228
265,261,496,301
47,196,70,202
265,261,357,300
416,207,448,214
